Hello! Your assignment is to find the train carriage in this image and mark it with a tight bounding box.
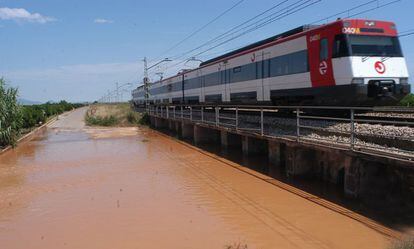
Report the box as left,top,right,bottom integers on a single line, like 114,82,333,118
133,19,410,107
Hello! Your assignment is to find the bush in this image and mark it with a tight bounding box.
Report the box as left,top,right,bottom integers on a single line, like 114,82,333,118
21,106,46,128
389,237,414,249
126,111,139,124
21,101,84,128
85,115,119,127
0,78,82,147
0,78,22,147
138,112,150,125
400,93,414,107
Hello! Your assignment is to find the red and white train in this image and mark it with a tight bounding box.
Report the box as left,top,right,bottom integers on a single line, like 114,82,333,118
132,19,410,106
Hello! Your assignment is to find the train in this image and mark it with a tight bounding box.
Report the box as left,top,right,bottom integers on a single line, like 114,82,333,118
132,19,411,107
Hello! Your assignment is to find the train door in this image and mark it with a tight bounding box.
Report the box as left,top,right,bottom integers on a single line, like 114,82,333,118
198,69,204,103
258,51,271,102
308,30,336,87
181,74,185,104
220,62,230,102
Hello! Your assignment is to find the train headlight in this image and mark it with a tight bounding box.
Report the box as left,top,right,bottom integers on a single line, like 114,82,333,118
400,78,409,84
351,78,364,84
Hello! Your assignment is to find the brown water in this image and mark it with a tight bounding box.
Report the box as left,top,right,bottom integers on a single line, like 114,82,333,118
0,108,391,249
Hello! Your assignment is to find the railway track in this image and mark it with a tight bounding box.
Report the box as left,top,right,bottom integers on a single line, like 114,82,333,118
147,105,414,160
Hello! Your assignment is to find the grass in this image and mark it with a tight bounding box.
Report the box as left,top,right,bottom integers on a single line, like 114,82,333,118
389,237,414,249
225,243,248,249
85,103,142,127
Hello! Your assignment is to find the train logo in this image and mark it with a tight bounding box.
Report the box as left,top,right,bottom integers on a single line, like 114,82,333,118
251,53,256,62
319,61,328,75
375,61,386,74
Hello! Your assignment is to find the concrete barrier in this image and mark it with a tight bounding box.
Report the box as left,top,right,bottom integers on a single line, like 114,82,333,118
147,115,414,207
194,126,219,145
241,136,267,156
220,131,242,149
181,122,194,140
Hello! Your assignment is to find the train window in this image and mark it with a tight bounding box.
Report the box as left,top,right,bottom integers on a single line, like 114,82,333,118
263,59,270,78
256,61,262,79
289,50,308,74
281,55,289,75
270,57,282,76
320,38,328,61
233,66,241,73
333,34,350,58
203,72,215,87
245,63,256,81
348,35,403,57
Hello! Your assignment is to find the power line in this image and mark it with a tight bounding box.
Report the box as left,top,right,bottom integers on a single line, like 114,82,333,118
169,0,292,61
400,32,414,38
311,0,401,24
152,0,246,62
399,28,414,36
347,0,401,18
192,0,321,59
165,0,319,70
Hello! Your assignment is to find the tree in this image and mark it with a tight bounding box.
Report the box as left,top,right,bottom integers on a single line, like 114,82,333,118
0,78,22,147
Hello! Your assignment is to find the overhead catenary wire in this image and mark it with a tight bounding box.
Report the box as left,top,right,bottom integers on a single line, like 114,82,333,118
346,0,401,19
399,28,414,37
191,0,321,59
169,0,292,61
400,31,414,38
311,0,377,24
164,0,320,71
151,0,246,63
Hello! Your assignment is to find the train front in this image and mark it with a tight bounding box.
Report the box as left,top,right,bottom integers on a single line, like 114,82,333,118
333,19,410,105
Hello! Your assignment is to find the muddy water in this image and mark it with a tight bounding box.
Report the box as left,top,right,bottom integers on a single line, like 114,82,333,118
0,108,390,249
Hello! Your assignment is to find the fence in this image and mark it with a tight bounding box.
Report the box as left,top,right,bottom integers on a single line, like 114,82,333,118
147,104,414,160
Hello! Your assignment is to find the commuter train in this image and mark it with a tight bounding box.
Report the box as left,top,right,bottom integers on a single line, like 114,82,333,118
132,19,410,107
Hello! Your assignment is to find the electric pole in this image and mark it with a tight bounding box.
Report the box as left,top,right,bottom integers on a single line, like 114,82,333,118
116,82,119,103
143,57,149,109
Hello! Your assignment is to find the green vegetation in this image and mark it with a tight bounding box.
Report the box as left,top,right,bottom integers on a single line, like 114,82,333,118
85,115,119,126
400,93,414,107
389,237,414,249
138,112,150,125
0,78,22,147
85,103,142,127
21,101,83,129
1,78,83,148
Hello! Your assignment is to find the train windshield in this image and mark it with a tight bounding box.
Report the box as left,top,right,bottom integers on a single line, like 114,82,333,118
333,35,403,58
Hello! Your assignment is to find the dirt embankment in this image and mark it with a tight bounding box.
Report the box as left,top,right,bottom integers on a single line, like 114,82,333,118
85,103,141,127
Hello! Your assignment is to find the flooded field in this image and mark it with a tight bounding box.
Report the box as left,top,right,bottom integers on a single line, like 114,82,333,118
0,108,393,249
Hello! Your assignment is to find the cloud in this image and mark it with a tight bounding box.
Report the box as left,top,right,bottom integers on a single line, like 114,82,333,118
94,18,113,24
0,7,55,24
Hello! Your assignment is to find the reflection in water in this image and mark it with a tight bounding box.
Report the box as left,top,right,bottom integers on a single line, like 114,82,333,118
193,135,414,231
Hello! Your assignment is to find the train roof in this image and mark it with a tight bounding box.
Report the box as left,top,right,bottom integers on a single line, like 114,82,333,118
200,25,319,67
154,19,396,85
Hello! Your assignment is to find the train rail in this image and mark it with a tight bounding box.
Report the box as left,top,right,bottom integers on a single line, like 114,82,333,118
144,104,414,162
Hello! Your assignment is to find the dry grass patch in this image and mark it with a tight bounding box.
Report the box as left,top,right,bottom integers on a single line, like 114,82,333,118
85,103,141,127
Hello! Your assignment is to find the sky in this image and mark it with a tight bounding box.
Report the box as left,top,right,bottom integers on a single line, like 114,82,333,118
0,0,413,102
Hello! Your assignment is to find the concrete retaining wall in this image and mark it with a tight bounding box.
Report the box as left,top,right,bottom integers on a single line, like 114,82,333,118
149,116,414,206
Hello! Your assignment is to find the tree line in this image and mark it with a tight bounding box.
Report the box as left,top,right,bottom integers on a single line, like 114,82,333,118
0,78,84,148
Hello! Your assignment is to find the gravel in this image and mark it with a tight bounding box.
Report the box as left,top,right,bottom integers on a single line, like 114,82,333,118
153,109,414,158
